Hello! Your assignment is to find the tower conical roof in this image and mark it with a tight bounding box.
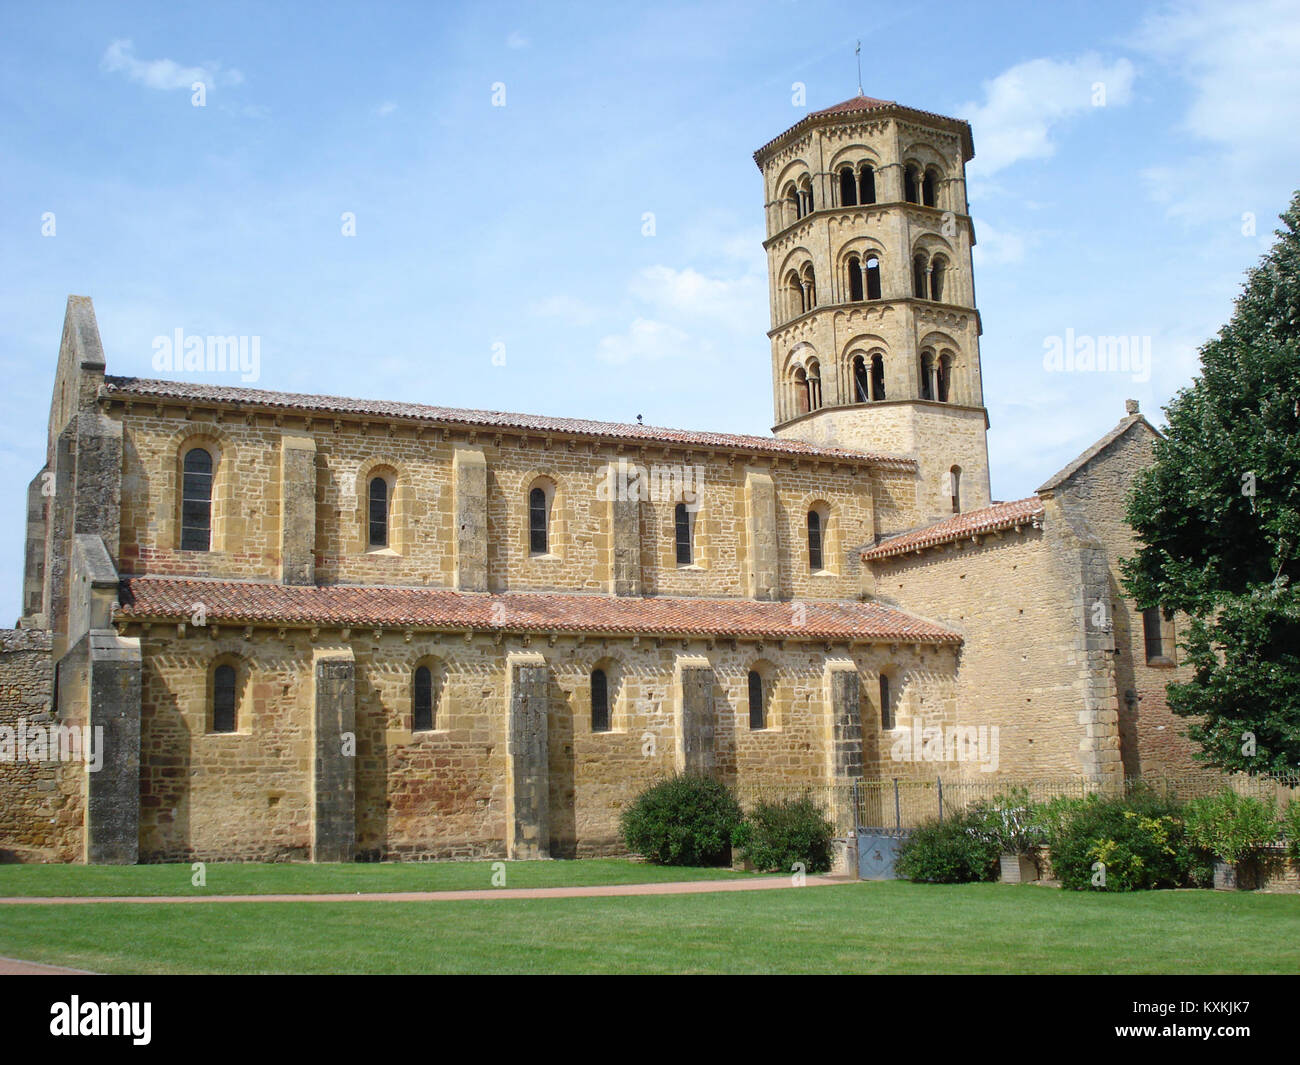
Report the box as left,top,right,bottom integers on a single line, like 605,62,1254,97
808,94,895,118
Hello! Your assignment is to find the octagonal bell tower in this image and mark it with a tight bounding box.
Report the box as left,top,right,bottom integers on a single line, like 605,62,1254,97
754,94,992,526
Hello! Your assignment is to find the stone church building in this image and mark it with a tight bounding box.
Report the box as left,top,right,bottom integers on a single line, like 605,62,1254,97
1,94,1201,864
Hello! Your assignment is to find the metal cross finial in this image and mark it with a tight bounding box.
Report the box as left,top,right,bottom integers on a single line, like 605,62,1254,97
856,40,862,96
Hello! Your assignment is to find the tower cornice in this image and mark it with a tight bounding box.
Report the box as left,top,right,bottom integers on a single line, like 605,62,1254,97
766,298,983,341
762,201,974,250
754,97,975,169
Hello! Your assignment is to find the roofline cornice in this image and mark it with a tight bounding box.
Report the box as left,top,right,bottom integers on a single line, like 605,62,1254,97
754,103,975,169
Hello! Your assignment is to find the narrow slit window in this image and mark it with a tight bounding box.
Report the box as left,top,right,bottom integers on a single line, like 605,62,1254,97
368,476,389,548
879,674,893,731
413,665,434,731
1143,607,1174,663
591,668,610,732
748,671,765,730
808,510,824,571
675,503,693,565
181,448,214,552
213,664,237,733
529,486,548,554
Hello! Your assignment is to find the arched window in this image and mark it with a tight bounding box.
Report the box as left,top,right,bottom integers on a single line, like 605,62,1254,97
859,165,876,205
784,184,799,225
912,254,928,298
848,255,864,301
805,359,822,411
920,352,936,401
930,257,947,302
950,466,962,513
675,502,693,565
213,663,237,733
413,665,434,731
793,368,810,414
1143,607,1176,664
870,353,886,401
879,674,894,730
591,668,610,732
853,355,871,403
922,168,940,208
748,670,766,729
801,180,814,216
839,166,857,207
865,255,881,300
801,265,816,312
904,165,920,204
181,447,214,552
368,476,389,548
938,352,954,403
785,272,803,320
529,485,549,554
807,509,824,571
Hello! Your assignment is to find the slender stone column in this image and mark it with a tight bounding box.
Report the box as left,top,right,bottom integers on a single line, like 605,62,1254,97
674,656,716,776
279,432,317,585
744,470,780,601
312,647,356,862
506,652,550,859
453,446,488,592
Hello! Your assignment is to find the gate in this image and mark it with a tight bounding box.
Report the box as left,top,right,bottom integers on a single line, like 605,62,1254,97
855,828,909,880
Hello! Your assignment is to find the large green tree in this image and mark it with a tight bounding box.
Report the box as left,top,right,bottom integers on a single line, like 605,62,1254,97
1121,192,1300,775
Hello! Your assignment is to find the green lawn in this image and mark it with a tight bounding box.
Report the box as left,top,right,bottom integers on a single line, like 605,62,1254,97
0,858,752,897
1,880,1297,974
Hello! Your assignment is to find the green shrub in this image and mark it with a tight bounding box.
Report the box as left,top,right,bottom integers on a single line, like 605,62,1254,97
970,788,1047,855
1184,789,1279,864
1047,791,1201,891
1282,802,1300,862
736,795,835,873
620,775,744,866
896,808,1001,884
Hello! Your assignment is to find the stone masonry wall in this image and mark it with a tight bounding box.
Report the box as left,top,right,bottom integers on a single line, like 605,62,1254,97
1049,421,1211,781
112,403,881,603
870,526,1109,782
127,625,957,861
0,629,83,861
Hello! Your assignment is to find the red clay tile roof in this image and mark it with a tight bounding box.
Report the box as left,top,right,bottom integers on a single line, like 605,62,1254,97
116,577,961,644
860,497,1045,561
754,95,974,165
809,94,896,118
101,376,916,470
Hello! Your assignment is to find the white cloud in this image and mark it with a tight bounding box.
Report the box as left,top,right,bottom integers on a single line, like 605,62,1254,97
962,54,1135,178
971,218,1027,266
595,317,690,365
530,293,600,327
627,265,765,334
101,39,242,91
375,101,398,117
1131,0,1300,221
506,31,530,50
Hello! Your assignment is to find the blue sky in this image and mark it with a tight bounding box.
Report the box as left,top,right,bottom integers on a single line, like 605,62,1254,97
3,0,1300,618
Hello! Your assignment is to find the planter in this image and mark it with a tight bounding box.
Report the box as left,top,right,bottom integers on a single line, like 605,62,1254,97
999,853,1038,884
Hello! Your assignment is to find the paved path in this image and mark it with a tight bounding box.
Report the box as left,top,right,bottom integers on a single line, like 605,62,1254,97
0,955,95,975
0,874,851,906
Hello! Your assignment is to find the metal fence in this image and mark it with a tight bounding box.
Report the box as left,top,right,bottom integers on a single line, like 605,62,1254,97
735,772,1300,835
